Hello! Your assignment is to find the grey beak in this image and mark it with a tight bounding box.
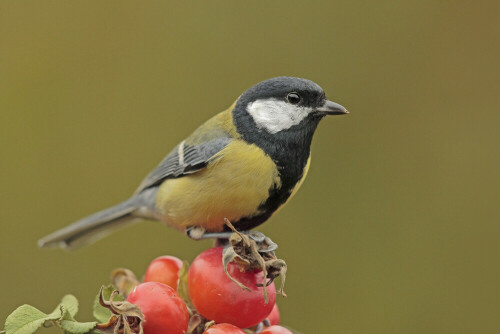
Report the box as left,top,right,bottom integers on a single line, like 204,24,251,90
316,100,349,115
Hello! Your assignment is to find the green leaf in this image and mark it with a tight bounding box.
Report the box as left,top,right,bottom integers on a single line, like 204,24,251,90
59,318,96,334
4,304,62,334
92,285,123,323
60,295,79,318
4,295,97,334
58,306,97,334
4,295,98,334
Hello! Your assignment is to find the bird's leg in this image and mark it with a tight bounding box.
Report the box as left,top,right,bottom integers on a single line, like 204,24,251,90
185,226,233,240
187,228,234,248
185,227,241,248
198,231,235,239
186,227,277,252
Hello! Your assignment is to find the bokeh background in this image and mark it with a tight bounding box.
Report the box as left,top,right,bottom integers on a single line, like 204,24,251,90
1,1,499,333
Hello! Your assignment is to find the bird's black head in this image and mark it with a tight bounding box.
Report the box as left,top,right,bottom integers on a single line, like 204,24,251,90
232,76,348,177
233,77,347,137
233,76,348,140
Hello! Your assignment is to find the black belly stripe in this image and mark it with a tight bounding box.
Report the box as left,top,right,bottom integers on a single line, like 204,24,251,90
226,112,321,231
228,158,309,231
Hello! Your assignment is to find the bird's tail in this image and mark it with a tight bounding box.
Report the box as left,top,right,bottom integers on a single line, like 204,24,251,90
38,197,141,250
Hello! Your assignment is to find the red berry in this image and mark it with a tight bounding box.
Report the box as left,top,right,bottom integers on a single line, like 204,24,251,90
267,303,280,325
203,323,246,333
260,325,293,334
188,247,276,328
143,255,183,290
126,282,189,334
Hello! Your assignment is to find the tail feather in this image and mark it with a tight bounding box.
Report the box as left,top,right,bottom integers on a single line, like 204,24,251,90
38,198,139,250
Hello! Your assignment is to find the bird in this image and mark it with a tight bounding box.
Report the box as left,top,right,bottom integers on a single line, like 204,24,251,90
38,76,348,250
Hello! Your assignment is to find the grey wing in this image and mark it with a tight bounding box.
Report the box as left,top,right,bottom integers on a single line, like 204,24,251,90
134,137,232,194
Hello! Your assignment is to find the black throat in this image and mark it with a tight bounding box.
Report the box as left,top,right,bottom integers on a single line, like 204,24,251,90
228,102,323,231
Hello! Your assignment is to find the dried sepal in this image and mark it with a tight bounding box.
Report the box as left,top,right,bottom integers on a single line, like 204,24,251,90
266,259,287,297
203,320,216,331
111,268,140,298
185,312,211,334
222,219,288,303
222,246,251,291
96,286,144,334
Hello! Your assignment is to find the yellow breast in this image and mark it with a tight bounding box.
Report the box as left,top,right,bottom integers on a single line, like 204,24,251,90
154,140,281,231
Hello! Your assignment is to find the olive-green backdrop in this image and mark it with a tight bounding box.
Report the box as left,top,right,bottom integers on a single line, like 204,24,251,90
1,1,498,333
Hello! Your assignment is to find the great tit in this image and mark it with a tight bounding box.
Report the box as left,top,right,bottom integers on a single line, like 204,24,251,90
38,77,348,249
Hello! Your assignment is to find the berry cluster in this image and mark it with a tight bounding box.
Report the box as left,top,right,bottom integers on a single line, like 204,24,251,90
129,247,291,334
3,239,292,334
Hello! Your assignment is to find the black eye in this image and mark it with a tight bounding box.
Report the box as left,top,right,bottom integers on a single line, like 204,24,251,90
286,92,301,105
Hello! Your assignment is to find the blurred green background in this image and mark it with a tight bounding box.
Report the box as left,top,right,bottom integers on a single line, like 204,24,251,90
1,1,499,333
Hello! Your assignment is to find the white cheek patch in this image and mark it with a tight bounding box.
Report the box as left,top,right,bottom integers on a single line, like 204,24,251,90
246,99,313,134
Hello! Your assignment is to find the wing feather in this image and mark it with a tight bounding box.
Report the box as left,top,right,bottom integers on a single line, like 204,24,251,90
134,137,231,194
